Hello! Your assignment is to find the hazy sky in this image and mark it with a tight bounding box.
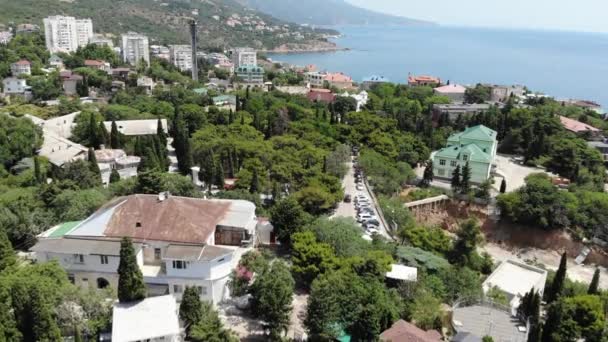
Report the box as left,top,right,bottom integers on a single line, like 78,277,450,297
346,0,608,33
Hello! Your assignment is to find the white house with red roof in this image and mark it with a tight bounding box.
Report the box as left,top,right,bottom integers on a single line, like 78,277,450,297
10,60,31,76
408,74,441,87
84,59,111,73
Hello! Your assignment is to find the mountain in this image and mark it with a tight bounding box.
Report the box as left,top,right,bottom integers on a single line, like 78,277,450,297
236,0,434,26
0,0,339,51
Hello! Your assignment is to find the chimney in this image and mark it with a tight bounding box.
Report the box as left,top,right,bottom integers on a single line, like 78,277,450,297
190,20,198,82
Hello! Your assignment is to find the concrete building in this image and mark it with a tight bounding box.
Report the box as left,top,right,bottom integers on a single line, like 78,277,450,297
112,295,181,342
121,32,150,66
490,84,526,102
432,103,502,121
408,74,441,87
169,45,193,72
340,91,368,111
433,84,467,102
137,76,156,94
89,34,114,48
60,71,83,95
235,65,264,85
559,115,601,139
11,60,31,76
230,47,257,68
324,72,353,89
307,88,336,104
103,119,168,136
43,16,93,53
38,132,88,167
84,60,111,73
32,194,260,304
16,24,40,34
452,301,528,342
305,71,326,88
432,125,498,184
95,148,140,185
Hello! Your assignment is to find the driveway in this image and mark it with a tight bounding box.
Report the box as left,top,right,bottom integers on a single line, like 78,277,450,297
493,154,553,192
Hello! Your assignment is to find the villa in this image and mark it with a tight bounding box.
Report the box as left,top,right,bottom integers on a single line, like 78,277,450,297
433,84,467,102
31,194,261,304
432,125,498,184
408,74,441,87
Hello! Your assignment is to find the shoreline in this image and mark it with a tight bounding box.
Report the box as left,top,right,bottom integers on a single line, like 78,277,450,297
263,47,350,55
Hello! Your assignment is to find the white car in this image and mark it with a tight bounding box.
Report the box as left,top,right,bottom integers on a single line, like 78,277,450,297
357,213,376,222
356,184,364,191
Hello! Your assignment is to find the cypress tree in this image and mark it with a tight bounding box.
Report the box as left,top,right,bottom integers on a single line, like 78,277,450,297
34,156,43,184
139,147,161,172
0,229,16,273
249,169,260,194
451,165,461,193
109,169,121,183
110,120,121,149
98,121,109,147
228,108,235,124
174,118,193,174
240,112,245,125
74,325,83,342
30,286,62,342
235,94,241,111
88,114,99,148
88,148,101,183
246,85,250,99
323,109,328,122
117,237,146,303
157,118,167,146
422,160,434,187
500,178,507,193
214,159,225,189
547,252,567,303
201,151,215,192
588,268,600,295
461,161,471,194
179,286,202,335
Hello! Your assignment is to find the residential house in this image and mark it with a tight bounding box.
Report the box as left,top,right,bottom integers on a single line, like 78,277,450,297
379,320,441,342
31,194,259,303
43,16,93,53
60,71,83,95
10,60,31,76
433,84,467,102
95,148,140,185
212,95,237,107
432,125,498,184
307,88,336,104
361,75,390,90
489,84,525,102
559,116,601,140
324,72,353,89
38,132,88,167
49,55,64,70
432,103,502,121
482,259,547,315
104,119,168,136
137,76,156,94
112,295,181,342
121,32,150,66
340,91,368,111
16,24,40,34
235,65,264,86
2,77,32,100
561,99,603,114
305,71,326,88
84,60,111,73
111,67,133,81
408,74,441,87
588,141,608,162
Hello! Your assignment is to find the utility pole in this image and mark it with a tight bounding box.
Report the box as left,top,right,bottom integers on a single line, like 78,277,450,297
189,19,198,81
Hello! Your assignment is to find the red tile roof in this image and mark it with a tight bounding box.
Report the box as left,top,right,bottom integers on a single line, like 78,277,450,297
559,116,600,133
14,59,31,65
307,89,336,103
380,320,442,342
324,72,352,83
84,59,105,66
408,75,441,84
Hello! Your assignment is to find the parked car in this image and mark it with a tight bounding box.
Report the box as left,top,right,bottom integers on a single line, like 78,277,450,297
363,219,380,226
344,194,352,203
365,228,380,236
357,213,375,222
356,184,364,191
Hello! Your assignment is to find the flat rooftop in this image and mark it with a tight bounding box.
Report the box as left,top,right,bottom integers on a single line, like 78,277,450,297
453,304,527,342
482,260,547,298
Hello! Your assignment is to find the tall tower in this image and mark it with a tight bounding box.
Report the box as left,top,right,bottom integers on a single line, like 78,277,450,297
190,20,198,82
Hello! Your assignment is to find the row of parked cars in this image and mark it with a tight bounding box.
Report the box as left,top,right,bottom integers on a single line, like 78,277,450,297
352,165,381,236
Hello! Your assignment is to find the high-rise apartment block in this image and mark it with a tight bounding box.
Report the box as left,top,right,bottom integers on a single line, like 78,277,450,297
43,16,93,53
121,32,150,66
230,47,257,68
169,45,193,72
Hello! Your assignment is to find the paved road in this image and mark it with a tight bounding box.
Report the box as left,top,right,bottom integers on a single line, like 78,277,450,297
333,157,389,238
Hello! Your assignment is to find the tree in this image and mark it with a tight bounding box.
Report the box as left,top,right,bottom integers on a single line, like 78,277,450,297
422,160,434,187
179,287,202,336
109,169,120,183
291,231,336,287
270,197,311,246
250,260,295,339
213,159,225,189
482,337,494,342
110,120,121,149
410,289,443,330
450,219,483,267
587,268,600,295
249,168,260,194
500,178,507,193
157,118,167,146
117,237,146,303
98,121,109,147
451,165,461,193
0,229,16,273
28,286,63,342
88,114,99,148
33,156,43,184
464,84,492,104
542,295,606,342
174,116,193,175
190,301,238,342
87,148,101,183
461,161,471,194
547,252,567,303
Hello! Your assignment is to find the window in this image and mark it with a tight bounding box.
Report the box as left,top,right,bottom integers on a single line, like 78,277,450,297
439,159,446,166
437,169,446,176
74,254,84,264
100,255,108,265
82,278,88,283
450,161,457,167
173,284,183,293
68,274,75,284
197,286,208,296
154,248,161,260
463,154,469,161
172,260,188,269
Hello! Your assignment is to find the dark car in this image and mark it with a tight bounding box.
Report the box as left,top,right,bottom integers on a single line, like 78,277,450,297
344,194,352,203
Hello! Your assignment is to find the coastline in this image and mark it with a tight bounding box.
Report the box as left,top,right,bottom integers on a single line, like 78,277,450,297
263,46,349,54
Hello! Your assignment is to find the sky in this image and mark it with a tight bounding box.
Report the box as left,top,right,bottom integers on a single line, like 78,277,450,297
346,0,608,33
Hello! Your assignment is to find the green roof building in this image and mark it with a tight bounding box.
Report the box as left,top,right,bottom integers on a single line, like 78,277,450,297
432,125,498,184
235,64,264,85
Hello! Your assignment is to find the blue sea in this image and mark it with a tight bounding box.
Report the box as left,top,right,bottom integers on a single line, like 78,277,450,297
268,25,608,108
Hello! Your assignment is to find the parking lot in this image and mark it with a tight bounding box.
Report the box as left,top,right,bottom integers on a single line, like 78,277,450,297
333,156,389,239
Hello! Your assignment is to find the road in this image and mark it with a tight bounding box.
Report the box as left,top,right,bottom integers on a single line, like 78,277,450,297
333,157,390,239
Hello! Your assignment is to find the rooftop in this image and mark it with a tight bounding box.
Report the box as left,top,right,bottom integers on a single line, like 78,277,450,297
31,237,141,256
482,260,547,299
103,119,168,136
408,75,441,84
325,72,352,83
38,131,88,167
386,264,418,282
449,125,497,143
95,149,127,163
380,320,441,342
164,244,233,261
452,304,527,342
13,59,31,66
559,116,600,133
112,295,180,342
84,59,106,66
434,84,467,94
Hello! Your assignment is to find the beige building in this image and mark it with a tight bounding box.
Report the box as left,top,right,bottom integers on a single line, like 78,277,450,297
43,16,93,53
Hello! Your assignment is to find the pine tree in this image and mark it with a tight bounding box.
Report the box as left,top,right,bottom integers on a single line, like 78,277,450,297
157,118,167,146
110,120,121,149
74,325,83,342
587,268,600,295
173,115,193,175
228,109,235,124
0,229,16,273
214,159,225,189
461,161,471,194
451,165,461,193
235,94,241,111
109,169,121,183
500,178,507,193
246,85,250,99
547,252,567,303
240,112,245,125
87,148,101,184
117,237,146,303
34,156,43,184
139,147,161,172
422,160,434,187
88,114,99,148
249,169,260,194
98,121,109,147
179,286,202,335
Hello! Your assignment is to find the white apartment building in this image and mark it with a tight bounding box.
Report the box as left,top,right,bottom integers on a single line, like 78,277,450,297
121,32,150,66
230,47,257,68
32,194,259,304
169,45,192,72
305,71,327,88
43,16,93,53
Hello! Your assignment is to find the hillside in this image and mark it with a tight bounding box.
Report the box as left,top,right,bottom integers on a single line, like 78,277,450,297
237,0,434,26
0,0,339,51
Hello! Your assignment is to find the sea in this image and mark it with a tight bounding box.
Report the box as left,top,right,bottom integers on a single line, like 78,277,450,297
268,25,608,109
